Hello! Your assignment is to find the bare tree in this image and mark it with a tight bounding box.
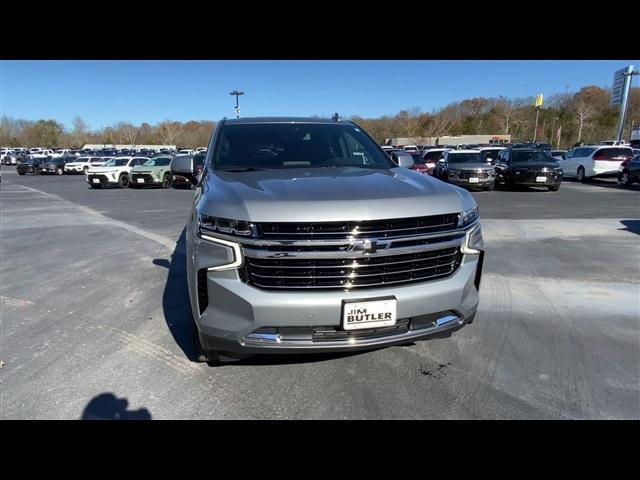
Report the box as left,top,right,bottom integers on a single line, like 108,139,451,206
71,116,90,148
157,121,184,146
573,98,595,143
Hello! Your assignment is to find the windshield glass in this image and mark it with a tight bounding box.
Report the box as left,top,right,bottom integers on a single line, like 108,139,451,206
213,123,394,170
143,157,172,166
480,149,502,161
447,152,482,164
102,159,129,167
511,150,553,163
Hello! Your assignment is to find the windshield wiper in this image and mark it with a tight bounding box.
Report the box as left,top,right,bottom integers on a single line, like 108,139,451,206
217,167,270,172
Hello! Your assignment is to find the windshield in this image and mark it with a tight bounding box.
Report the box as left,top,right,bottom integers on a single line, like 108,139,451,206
102,159,129,167
143,157,172,166
447,152,482,164
423,150,445,162
480,149,502,160
511,151,553,163
213,123,394,170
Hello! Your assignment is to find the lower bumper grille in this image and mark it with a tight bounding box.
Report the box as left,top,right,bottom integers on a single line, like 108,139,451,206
87,174,109,185
244,247,462,290
131,174,155,184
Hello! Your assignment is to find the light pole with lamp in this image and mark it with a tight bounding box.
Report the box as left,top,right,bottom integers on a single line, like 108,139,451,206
230,90,244,118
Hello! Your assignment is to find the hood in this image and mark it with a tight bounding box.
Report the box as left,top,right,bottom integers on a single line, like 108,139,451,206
512,162,560,170
198,166,476,223
88,166,121,173
448,162,493,170
131,165,164,173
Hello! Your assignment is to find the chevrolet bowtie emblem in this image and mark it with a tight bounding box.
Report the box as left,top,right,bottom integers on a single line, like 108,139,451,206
347,239,377,254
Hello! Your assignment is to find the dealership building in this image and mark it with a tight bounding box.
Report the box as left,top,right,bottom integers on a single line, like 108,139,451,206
385,134,511,147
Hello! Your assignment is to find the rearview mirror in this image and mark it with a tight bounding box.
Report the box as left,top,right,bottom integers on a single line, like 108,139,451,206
438,158,446,164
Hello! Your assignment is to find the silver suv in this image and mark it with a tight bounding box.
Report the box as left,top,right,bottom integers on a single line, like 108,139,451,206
186,117,485,364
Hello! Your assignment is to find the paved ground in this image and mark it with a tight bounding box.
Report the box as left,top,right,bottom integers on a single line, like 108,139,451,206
1,167,639,419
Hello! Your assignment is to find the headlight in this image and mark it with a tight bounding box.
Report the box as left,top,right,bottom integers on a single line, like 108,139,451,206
461,223,484,254
198,214,254,237
197,214,244,271
458,206,479,228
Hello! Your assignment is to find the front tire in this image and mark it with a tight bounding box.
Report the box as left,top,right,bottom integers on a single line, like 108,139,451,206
118,173,129,188
192,325,220,365
18,171,25,176
548,185,560,192
56,167,63,175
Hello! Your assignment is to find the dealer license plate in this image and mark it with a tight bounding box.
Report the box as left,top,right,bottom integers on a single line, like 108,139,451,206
536,176,547,182
342,298,397,330
469,177,479,183
92,178,100,184
137,178,145,183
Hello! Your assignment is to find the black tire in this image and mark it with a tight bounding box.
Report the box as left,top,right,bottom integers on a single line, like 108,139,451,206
485,182,495,191
620,170,633,188
18,171,25,175
577,166,589,183
192,325,219,365
548,185,560,192
161,173,172,189
118,173,129,188
56,167,63,175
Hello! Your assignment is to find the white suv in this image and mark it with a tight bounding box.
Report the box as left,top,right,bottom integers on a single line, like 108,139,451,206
64,156,106,174
86,156,149,188
561,145,635,182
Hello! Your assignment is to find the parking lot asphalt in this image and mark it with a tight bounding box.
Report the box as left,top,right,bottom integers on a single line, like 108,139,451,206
1,166,639,419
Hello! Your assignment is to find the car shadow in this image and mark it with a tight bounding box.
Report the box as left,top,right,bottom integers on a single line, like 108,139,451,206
80,393,152,420
563,177,639,191
153,229,390,367
620,220,640,236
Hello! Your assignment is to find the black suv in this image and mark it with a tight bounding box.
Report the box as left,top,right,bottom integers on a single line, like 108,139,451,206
37,156,74,175
494,148,563,191
17,157,48,175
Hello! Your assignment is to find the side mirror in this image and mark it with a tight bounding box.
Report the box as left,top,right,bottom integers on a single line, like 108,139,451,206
438,158,446,164
396,155,414,168
170,155,195,175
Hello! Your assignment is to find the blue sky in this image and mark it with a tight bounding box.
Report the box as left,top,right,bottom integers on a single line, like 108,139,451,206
1,60,637,131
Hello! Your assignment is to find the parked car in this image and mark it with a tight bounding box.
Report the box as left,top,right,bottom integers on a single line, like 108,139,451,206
403,145,419,152
3,152,21,165
37,156,74,175
433,150,495,191
17,157,48,175
86,156,149,188
560,145,635,182
176,149,196,156
618,155,640,188
171,153,205,188
185,116,484,365
478,147,505,165
129,156,174,188
551,150,567,161
29,149,55,159
64,156,106,174
494,148,562,191
407,150,438,175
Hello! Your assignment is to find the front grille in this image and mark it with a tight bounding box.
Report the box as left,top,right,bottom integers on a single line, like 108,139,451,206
255,213,459,240
244,247,462,290
87,174,108,185
454,170,488,180
131,173,154,184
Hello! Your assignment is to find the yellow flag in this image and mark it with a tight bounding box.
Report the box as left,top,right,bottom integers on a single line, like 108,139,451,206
535,94,544,107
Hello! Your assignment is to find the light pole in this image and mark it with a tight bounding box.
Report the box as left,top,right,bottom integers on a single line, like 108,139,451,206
229,90,244,118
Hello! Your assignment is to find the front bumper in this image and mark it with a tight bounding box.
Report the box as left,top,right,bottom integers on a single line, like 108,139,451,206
87,174,117,185
448,176,495,188
131,173,159,185
188,228,483,354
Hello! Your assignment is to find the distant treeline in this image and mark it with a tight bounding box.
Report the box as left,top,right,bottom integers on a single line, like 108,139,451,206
0,118,216,149
2,85,638,149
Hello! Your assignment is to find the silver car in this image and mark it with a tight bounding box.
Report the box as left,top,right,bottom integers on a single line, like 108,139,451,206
186,117,485,364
